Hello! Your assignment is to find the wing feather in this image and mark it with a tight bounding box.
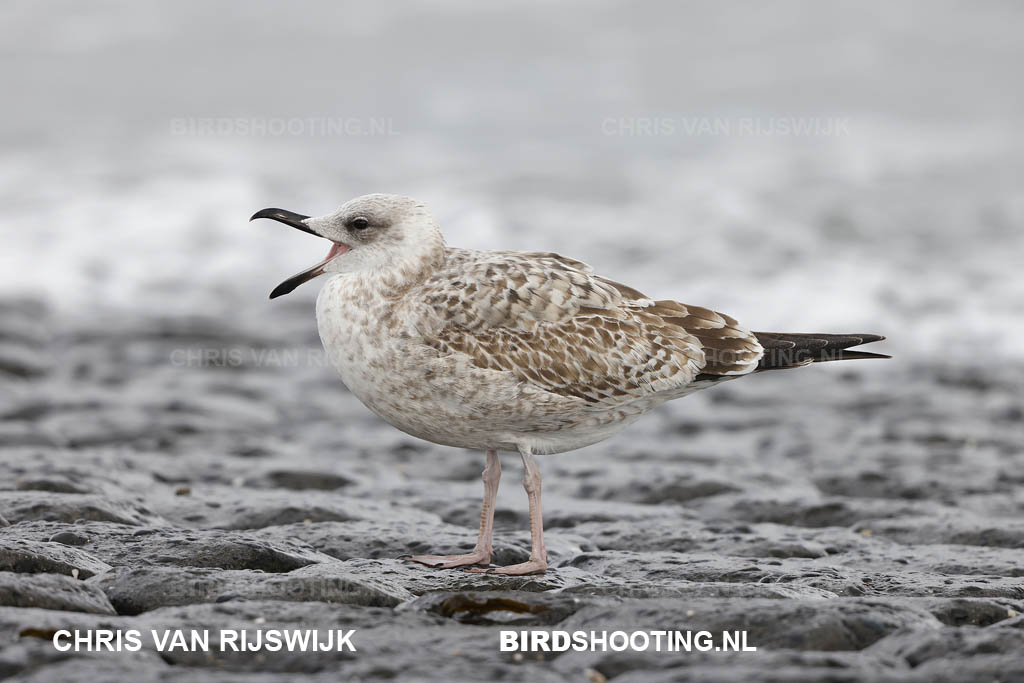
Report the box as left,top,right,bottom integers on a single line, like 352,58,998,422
415,250,760,406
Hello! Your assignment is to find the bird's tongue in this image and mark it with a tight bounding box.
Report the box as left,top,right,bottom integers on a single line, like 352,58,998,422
326,242,350,259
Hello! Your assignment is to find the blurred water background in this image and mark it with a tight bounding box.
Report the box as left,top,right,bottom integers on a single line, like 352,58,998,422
2,0,1023,360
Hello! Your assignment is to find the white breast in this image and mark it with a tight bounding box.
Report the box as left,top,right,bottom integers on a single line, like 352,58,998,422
315,274,385,401
315,274,521,450
314,272,673,455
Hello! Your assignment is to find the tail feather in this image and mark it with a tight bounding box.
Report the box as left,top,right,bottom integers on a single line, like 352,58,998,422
752,332,889,371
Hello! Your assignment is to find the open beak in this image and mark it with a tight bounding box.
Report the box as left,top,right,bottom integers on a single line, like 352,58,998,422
250,208,350,299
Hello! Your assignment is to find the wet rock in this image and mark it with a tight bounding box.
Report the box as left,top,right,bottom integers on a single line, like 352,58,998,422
564,519,715,553
92,562,416,614
869,622,1024,669
253,469,356,491
0,522,333,573
0,600,567,681
17,477,91,494
254,519,471,560
155,487,434,530
308,557,611,596
0,343,51,378
916,597,1024,627
909,655,1024,683
0,423,60,448
567,519,841,559
562,597,940,651
47,531,89,546
560,650,901,683
0,572,116,614
0,649,167,683
0,492,154,526
857,514,1024,549
402,590,589,625
562,581,839,600
560,551,860,595
556,463,741,504
536,499,695,530
2,300,1024,680
702,493,937,529
146,600,569,681
250,519,591,568
0,538,111,579
149,537,327,573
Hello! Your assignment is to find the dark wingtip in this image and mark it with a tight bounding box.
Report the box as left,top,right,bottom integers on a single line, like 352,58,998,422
753,331,890,370
835,350,892,361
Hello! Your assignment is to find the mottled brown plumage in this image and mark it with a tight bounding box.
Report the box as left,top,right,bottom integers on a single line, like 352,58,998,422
416,250,764,412
254,193,888,575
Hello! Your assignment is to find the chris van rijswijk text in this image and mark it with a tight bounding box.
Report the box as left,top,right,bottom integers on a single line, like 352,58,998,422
52,629,357,653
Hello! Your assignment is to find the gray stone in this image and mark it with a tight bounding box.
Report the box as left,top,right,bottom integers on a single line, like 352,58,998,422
401,590,590,625
0,572,116,614
0,521,334,572
0,538,111,579
91,562,416,614
560,597,941,651
0,492,153,526
2,302,1024,681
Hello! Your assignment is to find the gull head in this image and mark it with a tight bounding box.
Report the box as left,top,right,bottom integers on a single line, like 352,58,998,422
251,193,443,299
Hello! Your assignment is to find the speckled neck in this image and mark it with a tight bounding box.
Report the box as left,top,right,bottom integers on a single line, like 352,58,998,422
374,237,447,299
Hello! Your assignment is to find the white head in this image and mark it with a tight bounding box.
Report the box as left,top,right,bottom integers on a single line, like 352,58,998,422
251,194,445,298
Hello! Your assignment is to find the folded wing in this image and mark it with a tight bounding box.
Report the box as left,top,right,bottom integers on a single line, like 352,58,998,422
415,250,763,407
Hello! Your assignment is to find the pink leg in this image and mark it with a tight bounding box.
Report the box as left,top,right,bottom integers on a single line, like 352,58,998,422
405,450,500,568
472,449,547,575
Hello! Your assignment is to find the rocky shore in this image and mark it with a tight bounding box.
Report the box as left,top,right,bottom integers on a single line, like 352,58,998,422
1,297,1022,681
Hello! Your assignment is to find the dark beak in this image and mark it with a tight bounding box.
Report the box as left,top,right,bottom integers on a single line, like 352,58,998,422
267,263,326,300
250,208,317,236
251,207,330,299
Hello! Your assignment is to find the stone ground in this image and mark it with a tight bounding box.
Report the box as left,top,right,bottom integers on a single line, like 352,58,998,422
0,296,1022,682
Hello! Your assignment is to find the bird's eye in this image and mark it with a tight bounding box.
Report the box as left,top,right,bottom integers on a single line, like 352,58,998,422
351,217,369,230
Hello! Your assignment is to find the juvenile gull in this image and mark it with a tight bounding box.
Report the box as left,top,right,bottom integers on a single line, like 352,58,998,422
252,194,888,575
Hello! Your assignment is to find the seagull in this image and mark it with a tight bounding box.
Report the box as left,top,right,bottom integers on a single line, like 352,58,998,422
252,194,887,575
